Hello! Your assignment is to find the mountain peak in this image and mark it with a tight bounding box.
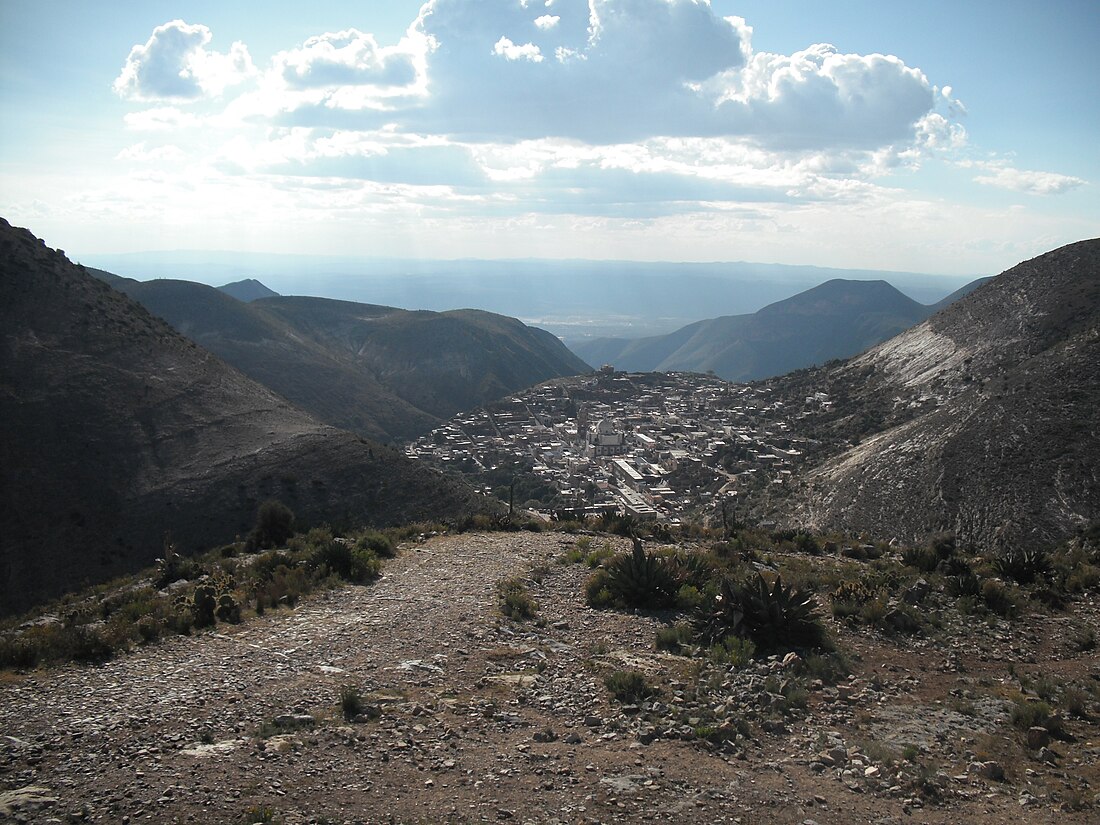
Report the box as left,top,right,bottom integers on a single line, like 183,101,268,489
218,278,279,302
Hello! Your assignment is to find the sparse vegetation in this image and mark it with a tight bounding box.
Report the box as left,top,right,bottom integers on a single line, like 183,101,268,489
604,669,657,703
339,684,362,720
497,577,537,620
0,521,407,669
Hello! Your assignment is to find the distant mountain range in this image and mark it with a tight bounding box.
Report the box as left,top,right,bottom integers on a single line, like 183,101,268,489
572,277,990,381
92,274,591,443
78,250,979,343
0,219,497,614
761,239,1099,552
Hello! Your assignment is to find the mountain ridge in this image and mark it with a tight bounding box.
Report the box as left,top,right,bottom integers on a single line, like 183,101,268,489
218,278,279,302
573,278,951,380
98,277,591,442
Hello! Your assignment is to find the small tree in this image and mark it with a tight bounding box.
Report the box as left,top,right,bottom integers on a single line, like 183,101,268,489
247,500,295,551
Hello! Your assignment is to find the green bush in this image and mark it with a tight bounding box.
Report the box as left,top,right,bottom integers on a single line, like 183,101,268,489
992,547,1050,585
247,500,295,551
695,573,823,652
340,684,363,720
707,635,755,668
655,622,694,653
497,578,537,620
901,545,939,573
1010,699,1060,734
945,571,981,598
830,579,878,621
355,530,396,559
584,569,615,608
307,538,381,584
981,579,1017,617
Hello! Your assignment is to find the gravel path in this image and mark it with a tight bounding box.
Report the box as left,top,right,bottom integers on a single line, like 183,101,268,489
1,533,1097,824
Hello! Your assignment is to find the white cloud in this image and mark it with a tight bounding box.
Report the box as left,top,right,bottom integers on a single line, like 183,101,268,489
103,2,1041,264
705,44,935,149
114,20,255,101
274,29,418,89
971,163,1086,195
492,37,544,63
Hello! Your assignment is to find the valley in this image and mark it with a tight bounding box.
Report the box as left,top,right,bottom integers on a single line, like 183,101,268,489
2,222,1098,825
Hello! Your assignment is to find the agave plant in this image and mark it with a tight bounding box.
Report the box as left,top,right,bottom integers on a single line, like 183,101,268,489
604,538,680,608
693,575,747,645
740,574,821,650
695,573,821,652
992,547,1051,585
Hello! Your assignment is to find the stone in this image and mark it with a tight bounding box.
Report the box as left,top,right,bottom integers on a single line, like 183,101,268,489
902,579,931,605
0,786,59,817
1026,727,1051,750
828,746,848,765
969,760,1004,781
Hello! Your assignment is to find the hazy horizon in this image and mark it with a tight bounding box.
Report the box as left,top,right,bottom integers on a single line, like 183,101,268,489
80,247,977,343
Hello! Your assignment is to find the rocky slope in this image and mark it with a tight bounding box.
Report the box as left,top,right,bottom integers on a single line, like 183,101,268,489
773,239,1100,552
0,219,493,614
574,279,950,380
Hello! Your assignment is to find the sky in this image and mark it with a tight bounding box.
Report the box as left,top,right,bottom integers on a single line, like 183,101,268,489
1,0,1097,275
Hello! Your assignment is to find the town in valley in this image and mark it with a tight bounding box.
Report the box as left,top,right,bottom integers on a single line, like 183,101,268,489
407,369,835,525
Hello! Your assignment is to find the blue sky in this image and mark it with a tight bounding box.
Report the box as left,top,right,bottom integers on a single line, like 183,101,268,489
1,0,1096,274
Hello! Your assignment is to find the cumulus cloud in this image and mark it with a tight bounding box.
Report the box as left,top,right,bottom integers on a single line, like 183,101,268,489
111,3,981,223
346,0,935,150
274,29,418,89
705,45,936,149
119,3,955,154
492,37,544,63
114,20,255,101
971,163,1086,195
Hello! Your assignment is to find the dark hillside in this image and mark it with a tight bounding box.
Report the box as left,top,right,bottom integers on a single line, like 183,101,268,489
110,279,438,442
0,219,492,613
256,298,593,420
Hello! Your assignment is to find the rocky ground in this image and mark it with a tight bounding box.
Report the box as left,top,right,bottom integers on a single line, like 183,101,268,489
1,531,1099,824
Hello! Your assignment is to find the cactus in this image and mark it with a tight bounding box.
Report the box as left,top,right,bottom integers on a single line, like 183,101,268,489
191,583,217,628
215,592,241,623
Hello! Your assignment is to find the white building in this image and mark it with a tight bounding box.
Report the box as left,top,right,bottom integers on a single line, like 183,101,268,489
586,418,627,457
